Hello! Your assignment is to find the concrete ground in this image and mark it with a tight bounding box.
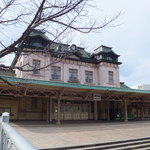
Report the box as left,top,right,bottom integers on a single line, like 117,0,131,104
11,120,150,149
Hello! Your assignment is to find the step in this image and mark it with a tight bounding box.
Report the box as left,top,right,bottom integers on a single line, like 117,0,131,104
42,137,150,150
141,148,150,150
109,143,150,150
73,139,150,150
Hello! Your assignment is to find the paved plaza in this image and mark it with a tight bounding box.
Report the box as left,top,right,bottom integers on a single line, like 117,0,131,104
11,120,150,149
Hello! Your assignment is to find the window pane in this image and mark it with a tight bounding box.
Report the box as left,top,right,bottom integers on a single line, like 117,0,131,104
108,71,113,84
32,60,40,74
51,66,61,80
31,97,38,109
69,69,78,81
85,71,93,83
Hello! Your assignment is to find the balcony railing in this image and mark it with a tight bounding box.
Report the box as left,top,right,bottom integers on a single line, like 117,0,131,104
0,112,38,150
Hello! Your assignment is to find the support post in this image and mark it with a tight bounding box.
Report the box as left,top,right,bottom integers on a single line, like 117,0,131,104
46,98,50,123
140,104,144,120
107,101,110,121
136,103,139,119
124,100,128,122
88,101,91,119
56,98,61,125
56,88,66,125
94,101,97,120
50,98,53,122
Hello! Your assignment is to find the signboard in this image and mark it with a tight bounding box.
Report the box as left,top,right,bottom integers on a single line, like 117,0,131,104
93,94,101,101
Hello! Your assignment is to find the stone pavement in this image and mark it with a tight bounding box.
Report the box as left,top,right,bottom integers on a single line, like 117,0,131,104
11,121,150,149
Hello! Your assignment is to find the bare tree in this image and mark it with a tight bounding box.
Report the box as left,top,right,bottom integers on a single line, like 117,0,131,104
0,0,120,74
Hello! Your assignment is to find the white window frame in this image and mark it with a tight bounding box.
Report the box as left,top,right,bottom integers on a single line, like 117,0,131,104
51,66,61,80
108,71,114,84
32,59,40,75
85,71,93,83
69,69,78,81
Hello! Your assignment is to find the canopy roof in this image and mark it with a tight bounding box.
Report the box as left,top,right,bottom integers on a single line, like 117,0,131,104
0,75,149,94
0,75,150,102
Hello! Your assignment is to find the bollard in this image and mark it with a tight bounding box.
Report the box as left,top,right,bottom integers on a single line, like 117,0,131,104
0,112,10,149
2,112,10,123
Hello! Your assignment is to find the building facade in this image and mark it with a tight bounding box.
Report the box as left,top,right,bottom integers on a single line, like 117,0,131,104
0,30,150,123
132,84,150,90
13,30,121,88
12,30,121,122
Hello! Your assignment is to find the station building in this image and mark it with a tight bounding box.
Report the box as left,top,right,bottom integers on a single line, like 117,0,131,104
0,30,150,124
132,84,150,90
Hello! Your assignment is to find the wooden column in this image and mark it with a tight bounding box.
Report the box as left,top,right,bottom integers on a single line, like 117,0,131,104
88,101,91,120
140,104,144,120
124,100,128,122
94,101,98,120
56,98,61,125
136,103,139,119
50,98,53,122
107,101,110,121
46,98,50,123
56,88,66,125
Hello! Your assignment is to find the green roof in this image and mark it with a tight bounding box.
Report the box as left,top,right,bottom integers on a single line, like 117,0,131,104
1,75,150,95
29,30,49,41
120,82,130,89
0,70,15,76
94,45,118,55
76,49,91,58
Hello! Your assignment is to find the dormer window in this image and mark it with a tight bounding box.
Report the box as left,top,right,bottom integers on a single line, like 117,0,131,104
32,42,43,47
107,57,113,61
93,45,121,65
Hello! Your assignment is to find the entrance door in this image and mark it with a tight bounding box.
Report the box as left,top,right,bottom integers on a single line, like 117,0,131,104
109,101,121,121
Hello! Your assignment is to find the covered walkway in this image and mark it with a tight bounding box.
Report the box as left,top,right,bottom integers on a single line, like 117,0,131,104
0,76,150,124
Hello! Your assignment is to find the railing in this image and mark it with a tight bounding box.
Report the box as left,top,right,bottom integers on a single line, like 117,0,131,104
0,112,38,150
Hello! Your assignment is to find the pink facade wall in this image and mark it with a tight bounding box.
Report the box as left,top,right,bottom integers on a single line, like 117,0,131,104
98,63,120,87
15,53,120,87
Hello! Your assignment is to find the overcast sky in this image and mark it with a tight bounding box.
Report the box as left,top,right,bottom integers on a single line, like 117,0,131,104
3,0,150,87
74,0,150,87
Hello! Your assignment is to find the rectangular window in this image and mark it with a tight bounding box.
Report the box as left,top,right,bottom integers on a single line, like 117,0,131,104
32,60,40,74
51,66,61,80
148,108,150,115
69,69,78,81
31,97,38,109
85,71,93,83
108,71,114,84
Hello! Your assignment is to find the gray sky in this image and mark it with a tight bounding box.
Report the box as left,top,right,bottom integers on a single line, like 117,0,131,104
74,0,150,87
3,0,150,87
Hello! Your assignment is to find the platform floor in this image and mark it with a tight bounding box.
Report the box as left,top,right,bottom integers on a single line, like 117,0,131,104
11,120,150,149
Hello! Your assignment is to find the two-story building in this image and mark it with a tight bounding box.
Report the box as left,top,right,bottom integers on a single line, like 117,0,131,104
13,30,121,87
0,29,150,124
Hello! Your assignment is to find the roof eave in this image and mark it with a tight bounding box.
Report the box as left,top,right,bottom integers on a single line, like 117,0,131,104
1,75,150,95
